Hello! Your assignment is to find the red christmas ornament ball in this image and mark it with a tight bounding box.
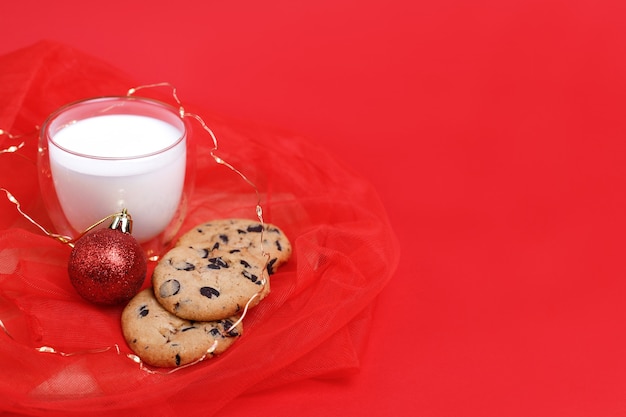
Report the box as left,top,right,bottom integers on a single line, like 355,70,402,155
68,227,147,305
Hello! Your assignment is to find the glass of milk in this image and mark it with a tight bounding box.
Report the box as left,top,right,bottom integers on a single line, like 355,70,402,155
38,96,194,259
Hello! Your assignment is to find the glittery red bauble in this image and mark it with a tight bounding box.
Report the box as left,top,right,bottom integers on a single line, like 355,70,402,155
68,228,147,305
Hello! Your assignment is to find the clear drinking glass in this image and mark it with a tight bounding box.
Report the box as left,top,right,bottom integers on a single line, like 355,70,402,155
38,96,195,260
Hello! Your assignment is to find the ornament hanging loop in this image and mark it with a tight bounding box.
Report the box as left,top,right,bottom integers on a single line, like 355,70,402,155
0,187,135,248
74,209,133,242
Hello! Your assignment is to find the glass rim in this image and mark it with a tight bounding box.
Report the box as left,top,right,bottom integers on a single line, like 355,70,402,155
42,95,187,161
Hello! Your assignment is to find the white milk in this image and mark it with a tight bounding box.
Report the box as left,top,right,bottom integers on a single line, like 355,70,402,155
49,114,186,242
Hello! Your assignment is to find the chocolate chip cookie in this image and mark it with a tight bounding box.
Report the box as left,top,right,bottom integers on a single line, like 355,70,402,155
175,219,292,275
121,288,243,368
152,245,270,322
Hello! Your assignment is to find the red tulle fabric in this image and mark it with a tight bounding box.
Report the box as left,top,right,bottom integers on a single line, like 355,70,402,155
0,41,399,416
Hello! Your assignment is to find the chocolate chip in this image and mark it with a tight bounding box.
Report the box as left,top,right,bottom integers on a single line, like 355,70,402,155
223,319,239,337
210,328,221,337
240,259,251,268
212,242,220,251
219,234,229,244
242,270,258,283
138,305,149,317
175,354,181,366
207,256,228,269
159,279,181,297
267,258,277,275
181,326,196,332
200,286,220,298
173,261,195,271
247,224,263,233
275,240,282,251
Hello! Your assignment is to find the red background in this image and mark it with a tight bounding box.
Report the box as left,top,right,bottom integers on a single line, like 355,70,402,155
2,0,626,416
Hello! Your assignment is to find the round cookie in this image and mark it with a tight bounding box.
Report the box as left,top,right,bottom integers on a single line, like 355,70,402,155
176,219,291,275
121,288,243,368
152,245,270,322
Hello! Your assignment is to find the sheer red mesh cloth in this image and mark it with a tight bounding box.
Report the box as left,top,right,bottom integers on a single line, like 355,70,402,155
0,41,400,416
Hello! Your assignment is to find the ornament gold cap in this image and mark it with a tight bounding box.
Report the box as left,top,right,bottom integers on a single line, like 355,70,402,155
109,209,133,234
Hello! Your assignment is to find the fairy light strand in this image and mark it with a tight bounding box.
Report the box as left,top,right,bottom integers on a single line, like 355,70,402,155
0,141,24,154
0,188,74,246
0,128,31,162
127,83,271,334
0,83,272,373
126,82,267,257
0,318,14,340
0,126,40,155
126,339,219,375
1,306,218,374
35,345,116,357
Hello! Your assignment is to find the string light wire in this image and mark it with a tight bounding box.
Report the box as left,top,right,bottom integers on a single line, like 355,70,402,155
0,83,272,372
127,83,270,335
